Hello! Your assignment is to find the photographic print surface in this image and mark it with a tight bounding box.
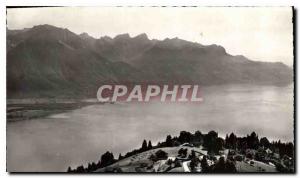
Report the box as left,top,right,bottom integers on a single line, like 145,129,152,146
6,7,294,173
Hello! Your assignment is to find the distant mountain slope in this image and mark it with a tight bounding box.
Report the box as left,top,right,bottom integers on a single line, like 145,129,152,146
133,41,292,85
7,25,143,98
7,24,293,98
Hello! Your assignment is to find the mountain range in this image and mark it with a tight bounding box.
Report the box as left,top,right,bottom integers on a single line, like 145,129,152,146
7,24,293,98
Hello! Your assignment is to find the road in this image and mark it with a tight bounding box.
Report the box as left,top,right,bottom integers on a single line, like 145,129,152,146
182,161,191,172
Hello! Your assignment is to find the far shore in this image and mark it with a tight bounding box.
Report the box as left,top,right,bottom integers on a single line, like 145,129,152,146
6,98,105,122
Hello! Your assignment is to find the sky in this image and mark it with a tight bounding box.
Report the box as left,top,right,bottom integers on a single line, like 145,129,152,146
7,7,293,65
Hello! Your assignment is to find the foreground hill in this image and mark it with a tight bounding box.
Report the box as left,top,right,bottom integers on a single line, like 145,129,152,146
68,130,294,173
7,24,293,98
94,146,277,173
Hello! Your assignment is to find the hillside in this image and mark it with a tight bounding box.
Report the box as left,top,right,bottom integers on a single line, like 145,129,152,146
7,24,293,98
67,130,294,173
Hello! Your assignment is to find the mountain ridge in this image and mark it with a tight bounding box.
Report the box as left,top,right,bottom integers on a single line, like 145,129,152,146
6,24,293,98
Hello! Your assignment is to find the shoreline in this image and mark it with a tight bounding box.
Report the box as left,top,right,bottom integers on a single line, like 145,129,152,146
6,100,103,122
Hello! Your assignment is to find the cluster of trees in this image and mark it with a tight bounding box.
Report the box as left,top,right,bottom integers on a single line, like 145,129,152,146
149,149,168,162
158,130,294,173
271,141,294,158
225,132,260,150
210,157,236,173
178,148,188,158
163,130,293,159
203,131,223,154
157,130,223,154
224,132,294,173
186,149,236,173
224,132,294,158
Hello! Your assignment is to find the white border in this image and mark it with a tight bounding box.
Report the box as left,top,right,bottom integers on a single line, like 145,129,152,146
2,0,297,6
0,0,298,177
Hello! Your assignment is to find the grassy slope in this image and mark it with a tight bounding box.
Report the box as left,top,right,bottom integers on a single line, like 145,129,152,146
95,146,277,173
95,146,205,173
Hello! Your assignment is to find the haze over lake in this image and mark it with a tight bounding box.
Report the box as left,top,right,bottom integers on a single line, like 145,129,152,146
7,84,293,172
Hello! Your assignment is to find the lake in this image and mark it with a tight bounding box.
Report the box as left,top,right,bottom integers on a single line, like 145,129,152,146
7,84,294,172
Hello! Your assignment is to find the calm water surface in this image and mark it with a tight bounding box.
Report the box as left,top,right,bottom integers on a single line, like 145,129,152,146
7,84,294,171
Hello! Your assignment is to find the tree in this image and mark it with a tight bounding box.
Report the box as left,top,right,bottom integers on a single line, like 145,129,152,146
87,163,92,171
247,132,259,149
165,135,173,147
141,139,148,151
149,154,157,162
212,156,226,172
275,162,290,173
216,138,224,153
203,130,219,154
189,150,196,159
211,156,236,173
178,148,188,158
225,134,229,148
155,149,168,160
260,137,270,148
190,157,199,172
194,131,203,145
225,160,237,172
90,162,97,171
178,131,192,144
75,165,85,173
174,158,181,167
226,133,237,149
148,140,153,149
118,153,123,160
201,156,210,173
100,151,115,167
255,147,266,161
67,166,72,172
